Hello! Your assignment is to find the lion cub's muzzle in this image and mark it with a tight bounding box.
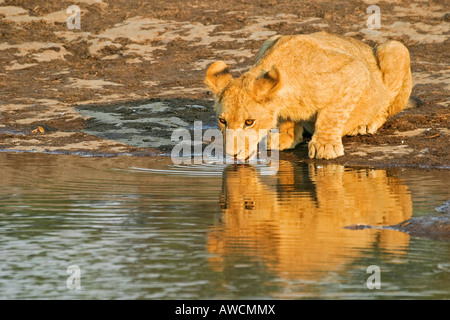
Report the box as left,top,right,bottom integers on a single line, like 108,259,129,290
224,128,269,162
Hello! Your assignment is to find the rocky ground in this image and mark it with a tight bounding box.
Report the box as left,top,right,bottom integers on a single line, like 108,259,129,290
0,0,448,168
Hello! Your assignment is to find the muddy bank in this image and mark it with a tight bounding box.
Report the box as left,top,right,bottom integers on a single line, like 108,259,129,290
0,0,448,168
1,95,448,169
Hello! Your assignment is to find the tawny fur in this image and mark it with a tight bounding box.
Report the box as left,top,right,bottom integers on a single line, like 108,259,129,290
207,162,412,277
205,32,413,160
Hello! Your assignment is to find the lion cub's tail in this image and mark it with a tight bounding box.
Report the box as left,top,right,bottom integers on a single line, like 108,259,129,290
405,96,424,110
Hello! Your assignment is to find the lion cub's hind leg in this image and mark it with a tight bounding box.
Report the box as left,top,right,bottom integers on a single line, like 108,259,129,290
347,41,412,137
366,41,412,134
366,109,390,135
347,124,368,136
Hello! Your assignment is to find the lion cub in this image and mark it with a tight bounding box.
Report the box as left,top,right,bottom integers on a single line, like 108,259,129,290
205,32,413,160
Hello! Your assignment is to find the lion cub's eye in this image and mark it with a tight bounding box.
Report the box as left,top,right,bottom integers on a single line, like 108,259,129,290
244,199,255,210
244,119,255,126
219,118,227,125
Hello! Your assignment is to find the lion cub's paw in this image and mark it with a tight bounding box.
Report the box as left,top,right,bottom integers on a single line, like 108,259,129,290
308,137,344,159
279,134,298,150
278,121,303,151
347,125,367,136
366,121,383,134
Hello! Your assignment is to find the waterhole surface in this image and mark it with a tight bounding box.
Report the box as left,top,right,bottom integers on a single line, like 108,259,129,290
0,152,449,299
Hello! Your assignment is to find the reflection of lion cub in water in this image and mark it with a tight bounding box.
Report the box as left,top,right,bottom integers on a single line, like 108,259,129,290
207,163,412,278
205,32,413,159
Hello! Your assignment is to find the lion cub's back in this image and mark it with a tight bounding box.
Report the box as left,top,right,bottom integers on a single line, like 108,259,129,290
255,32,377,73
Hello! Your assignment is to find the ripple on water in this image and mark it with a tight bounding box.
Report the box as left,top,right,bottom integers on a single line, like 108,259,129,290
0,152,449,299
127,159,279,177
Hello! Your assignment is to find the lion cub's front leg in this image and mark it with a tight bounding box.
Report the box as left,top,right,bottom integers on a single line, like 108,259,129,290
308,56,369,159
308,107,352,159
278,120,304,150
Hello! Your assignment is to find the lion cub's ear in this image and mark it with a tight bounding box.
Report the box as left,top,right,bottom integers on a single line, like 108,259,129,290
253,66,281,101
205,61,233,95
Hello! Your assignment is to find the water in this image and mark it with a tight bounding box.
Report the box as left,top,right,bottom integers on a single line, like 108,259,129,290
0,152,448,299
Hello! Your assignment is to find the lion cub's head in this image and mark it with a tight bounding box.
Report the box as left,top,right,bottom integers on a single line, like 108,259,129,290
205,61,281,161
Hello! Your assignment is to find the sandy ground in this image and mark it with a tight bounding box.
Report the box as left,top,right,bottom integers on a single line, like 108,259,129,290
0,0,448,168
